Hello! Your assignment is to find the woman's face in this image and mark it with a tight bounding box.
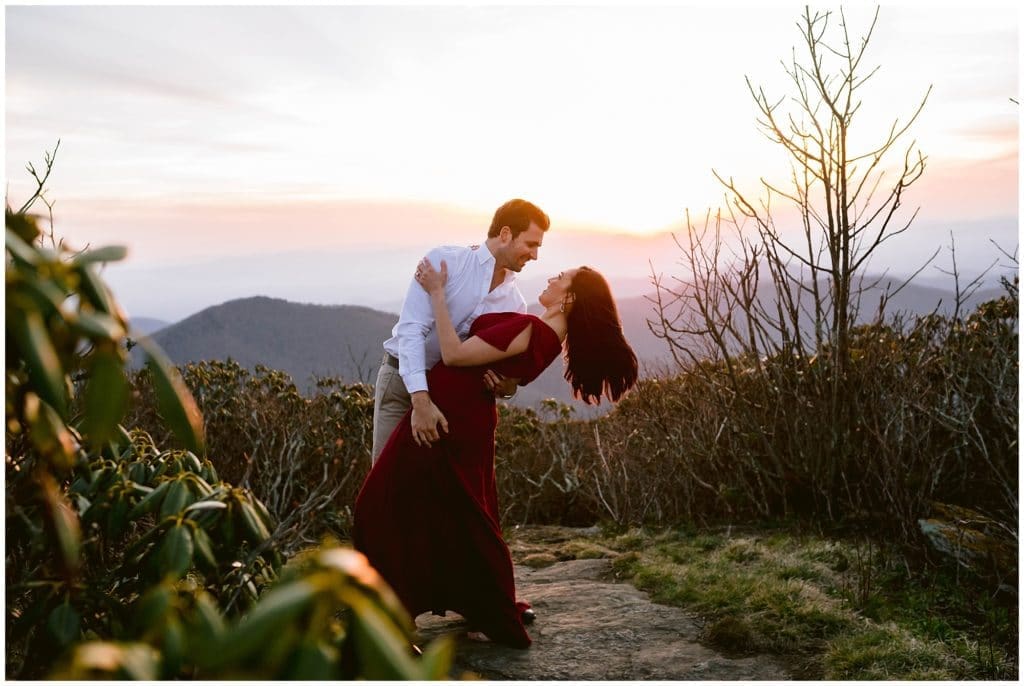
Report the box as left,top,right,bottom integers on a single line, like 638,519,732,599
538,269,579,308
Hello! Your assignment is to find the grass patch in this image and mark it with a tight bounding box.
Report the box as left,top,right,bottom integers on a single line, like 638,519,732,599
609,550,641,579
824,624,970,680
521,552,558,568
607,528,651,552
704,615,755,653
595,526,1016,680
508,529,618,567
556,541,616,560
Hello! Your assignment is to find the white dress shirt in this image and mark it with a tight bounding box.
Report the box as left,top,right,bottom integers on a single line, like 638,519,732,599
383,244,527,394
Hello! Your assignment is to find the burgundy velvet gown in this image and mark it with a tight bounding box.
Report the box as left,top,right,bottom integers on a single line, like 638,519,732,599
353,313,561,648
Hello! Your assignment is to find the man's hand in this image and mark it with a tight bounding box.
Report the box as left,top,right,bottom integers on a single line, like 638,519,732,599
483,370,520,398
410,391,449,447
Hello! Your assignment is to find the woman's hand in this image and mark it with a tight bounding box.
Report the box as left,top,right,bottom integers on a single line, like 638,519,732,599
415,257,447,295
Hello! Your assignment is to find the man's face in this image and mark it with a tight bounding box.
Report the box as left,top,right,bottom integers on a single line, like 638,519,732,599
502,222,545,272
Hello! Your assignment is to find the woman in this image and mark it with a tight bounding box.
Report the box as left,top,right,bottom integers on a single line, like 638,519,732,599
353,260,638,648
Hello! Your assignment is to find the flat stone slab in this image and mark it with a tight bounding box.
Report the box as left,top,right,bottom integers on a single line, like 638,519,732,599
415,558,789,680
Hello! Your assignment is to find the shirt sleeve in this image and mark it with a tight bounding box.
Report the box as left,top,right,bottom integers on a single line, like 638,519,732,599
474,313,536,352
395,246,464,394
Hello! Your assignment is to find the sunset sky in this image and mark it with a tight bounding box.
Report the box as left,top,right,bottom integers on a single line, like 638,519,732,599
4,3,1019,320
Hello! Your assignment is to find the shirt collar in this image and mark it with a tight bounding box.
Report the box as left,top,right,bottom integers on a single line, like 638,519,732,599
474,243,495,265
472,243,517,286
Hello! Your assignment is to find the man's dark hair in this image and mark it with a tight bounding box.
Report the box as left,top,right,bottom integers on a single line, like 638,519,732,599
487,199,550,239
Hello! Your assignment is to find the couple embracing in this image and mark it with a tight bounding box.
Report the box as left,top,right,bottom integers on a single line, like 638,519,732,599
353,199,638,648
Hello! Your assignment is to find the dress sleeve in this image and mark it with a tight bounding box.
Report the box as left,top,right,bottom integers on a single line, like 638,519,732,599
473,313,537,352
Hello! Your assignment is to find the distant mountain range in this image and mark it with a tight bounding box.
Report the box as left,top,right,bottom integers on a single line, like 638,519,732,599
129,317,171,336
129,298,399,386
129,293,672,415
134,277,1007,415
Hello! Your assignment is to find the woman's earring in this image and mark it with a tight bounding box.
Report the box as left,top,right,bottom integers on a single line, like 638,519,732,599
559,302,566,313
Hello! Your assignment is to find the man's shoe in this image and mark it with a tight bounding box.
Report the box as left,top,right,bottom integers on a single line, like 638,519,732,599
521,608,537,624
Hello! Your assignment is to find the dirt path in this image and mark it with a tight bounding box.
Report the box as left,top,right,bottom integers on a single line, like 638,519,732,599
415,527,789,680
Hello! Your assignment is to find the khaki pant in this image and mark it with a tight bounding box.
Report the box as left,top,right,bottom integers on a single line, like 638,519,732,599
371,356,412,464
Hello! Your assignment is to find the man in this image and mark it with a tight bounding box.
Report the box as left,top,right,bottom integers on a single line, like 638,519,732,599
371,198,550,463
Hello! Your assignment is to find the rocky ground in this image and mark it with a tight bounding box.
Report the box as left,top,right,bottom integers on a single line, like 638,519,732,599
415,526,790,680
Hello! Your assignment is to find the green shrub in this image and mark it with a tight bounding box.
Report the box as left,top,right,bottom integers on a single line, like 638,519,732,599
127,360,374,552
5,175,451,679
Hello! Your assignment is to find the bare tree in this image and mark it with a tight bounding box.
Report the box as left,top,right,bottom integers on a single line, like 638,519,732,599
8,140,63,250
344,341,376,385
652,7,930,420
647,5,935,523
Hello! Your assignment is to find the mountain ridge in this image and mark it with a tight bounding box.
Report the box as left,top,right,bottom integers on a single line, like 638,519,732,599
136,278,1007,414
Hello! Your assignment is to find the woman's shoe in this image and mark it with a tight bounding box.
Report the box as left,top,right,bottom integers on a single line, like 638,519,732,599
521,608,537,624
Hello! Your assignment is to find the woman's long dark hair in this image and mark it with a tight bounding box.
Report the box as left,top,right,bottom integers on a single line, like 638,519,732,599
563,267,639,404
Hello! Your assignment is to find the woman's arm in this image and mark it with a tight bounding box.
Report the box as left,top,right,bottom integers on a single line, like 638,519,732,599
415,257,531,366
